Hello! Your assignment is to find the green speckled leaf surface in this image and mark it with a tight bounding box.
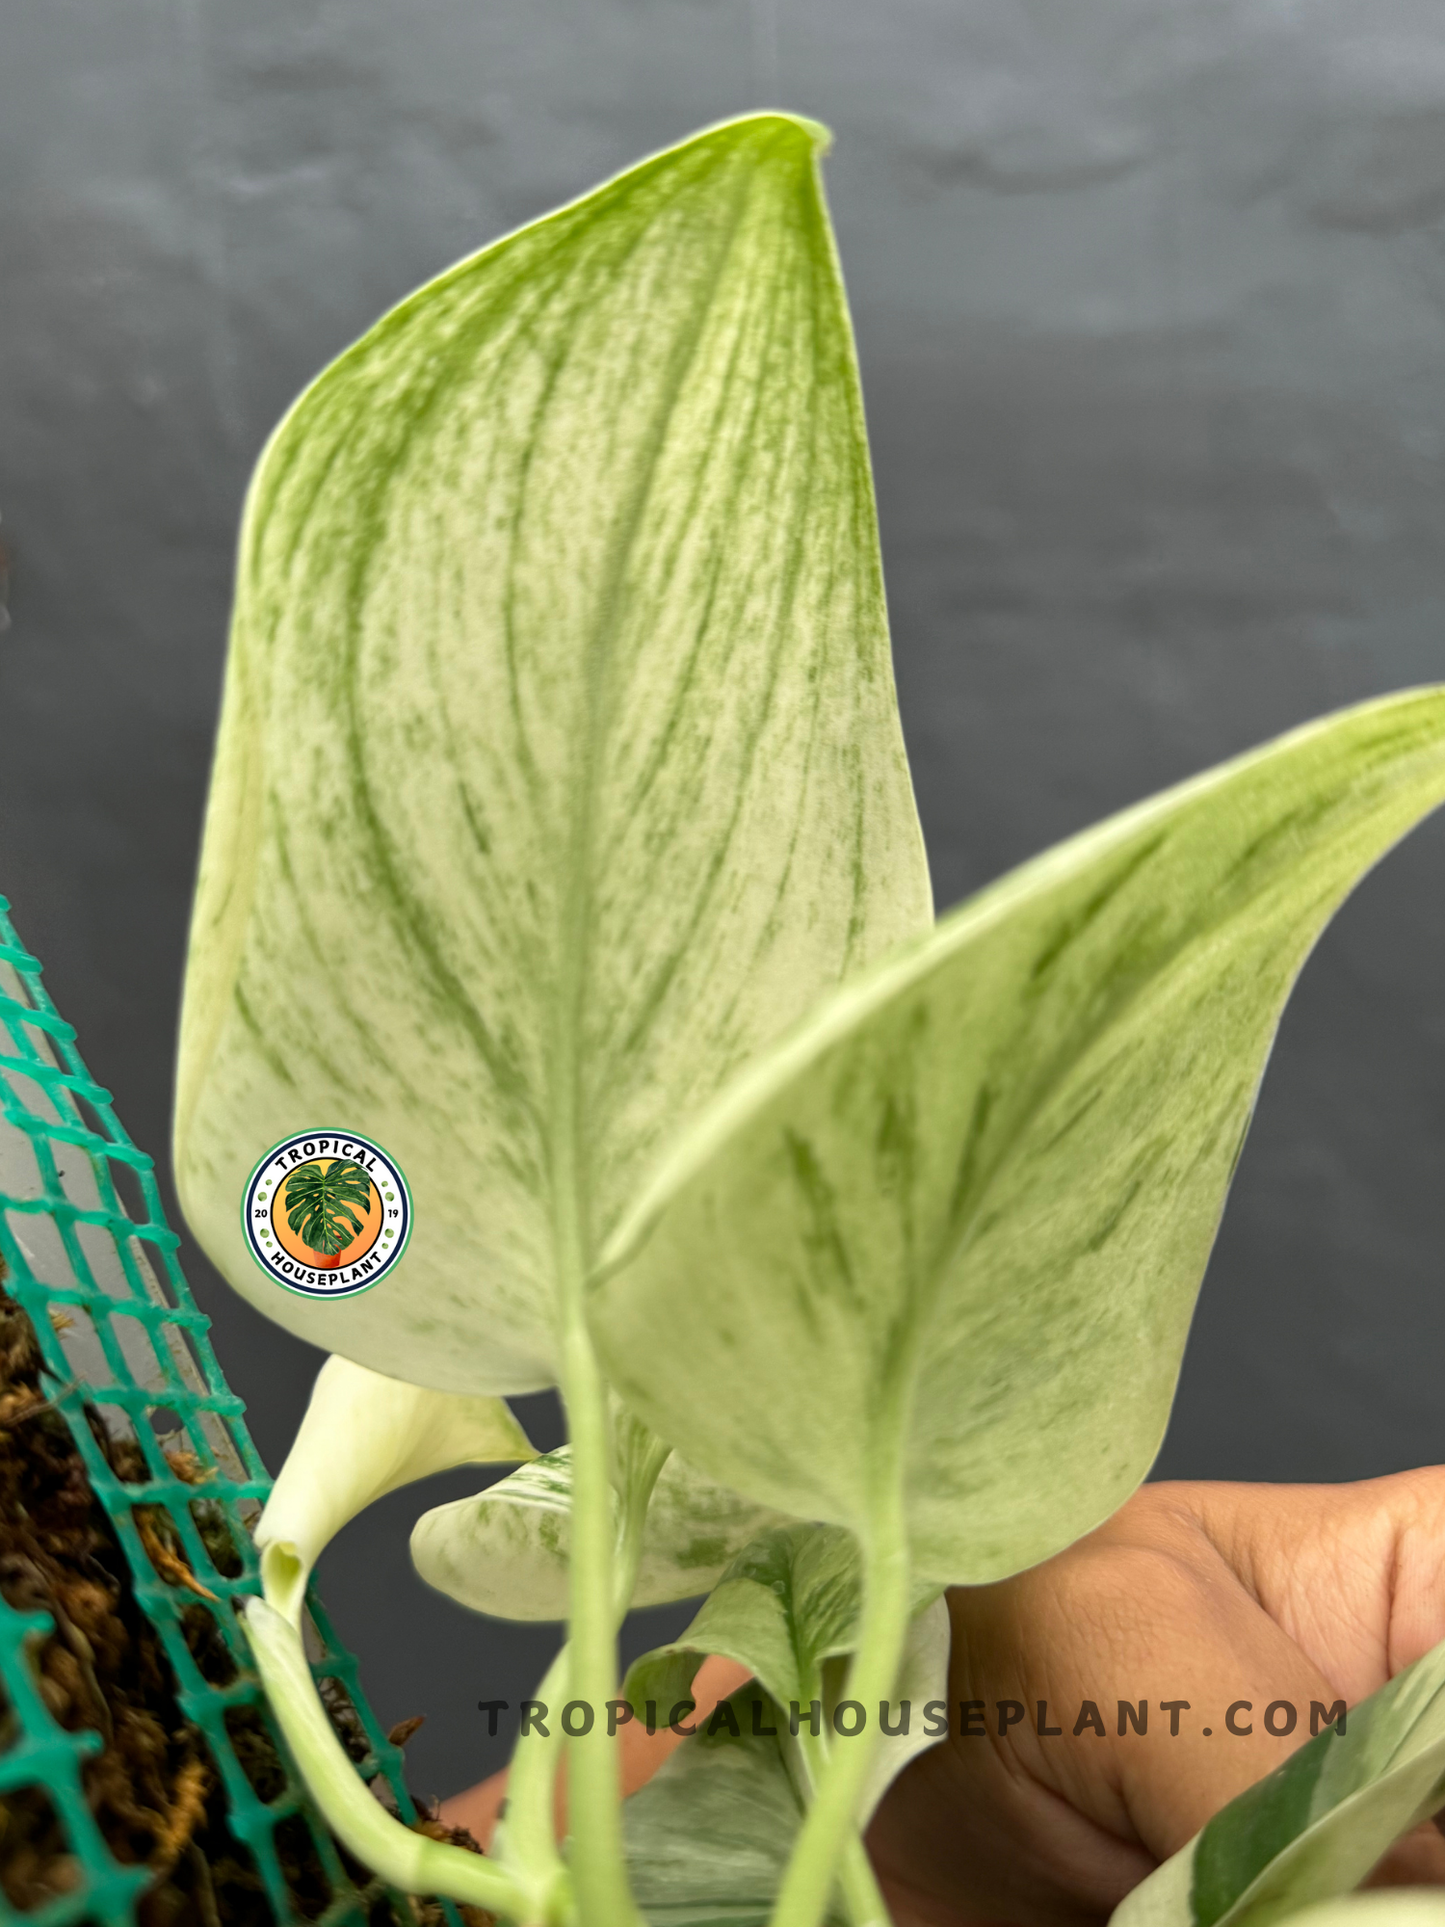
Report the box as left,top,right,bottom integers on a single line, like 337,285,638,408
626,1523,867,1714
626,1523,950,1821
593,692,1445,1582
175,113,930,1392
410,1443,788,1619
623,1687,844,1927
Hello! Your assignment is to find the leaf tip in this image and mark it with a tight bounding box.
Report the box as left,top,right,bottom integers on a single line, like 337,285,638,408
695,108,833,165
763,109,834,157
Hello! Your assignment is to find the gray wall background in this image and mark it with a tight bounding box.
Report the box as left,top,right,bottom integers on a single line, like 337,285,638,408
4,0,1445,1800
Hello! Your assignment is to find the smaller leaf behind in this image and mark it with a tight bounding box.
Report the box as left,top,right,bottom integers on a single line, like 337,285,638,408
1113,1635,1445,1927
259,1355,534,1625
626,1522,949,1822
828,1596,950,1827
628,1524,862,1714
410,1444,787,1620
623,1685,845,1927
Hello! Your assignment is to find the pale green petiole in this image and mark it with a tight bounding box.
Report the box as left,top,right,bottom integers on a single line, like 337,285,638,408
502,1403,672,1908
559,1327,644,1927
248,1359,544,1910
836,1819,892,1927
241,1598,532,1919
769,1462,912,1927
838,1837,891,1927
786,1690,892,1927
494,1646,570,1907
610,1411,673,1615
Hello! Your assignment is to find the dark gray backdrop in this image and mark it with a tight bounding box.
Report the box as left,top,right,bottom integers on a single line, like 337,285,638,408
4,0,1445,1800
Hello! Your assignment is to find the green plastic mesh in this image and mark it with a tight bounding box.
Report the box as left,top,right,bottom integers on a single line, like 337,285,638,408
0,898,455,1927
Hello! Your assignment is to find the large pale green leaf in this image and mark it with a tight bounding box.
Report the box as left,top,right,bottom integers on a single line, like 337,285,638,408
1113,1636,1445,1927
623,1686,844,1927
592,691,1445,1582
409,1442,786,1618
625,1523,949,1823
174,113,931,1393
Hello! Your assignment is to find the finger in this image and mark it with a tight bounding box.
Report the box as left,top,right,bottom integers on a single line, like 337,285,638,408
1364,1469,1445,1677
871,1724,1157,1927
875,1507,1328,1927
1165,1468,1445,1698
1002,1497,1343,1856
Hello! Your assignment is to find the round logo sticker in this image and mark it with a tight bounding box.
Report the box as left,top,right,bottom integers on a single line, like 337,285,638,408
242,1131,412,1299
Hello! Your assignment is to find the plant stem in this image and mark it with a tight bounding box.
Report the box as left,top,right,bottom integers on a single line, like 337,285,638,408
789,1704,891,1927
768,1473,911,1927
242,1599,530,1919
612,1425,671,1616
837,1833,892,1927
496,1645,570,1908
498,1421,668,1911
560,1320,641,1927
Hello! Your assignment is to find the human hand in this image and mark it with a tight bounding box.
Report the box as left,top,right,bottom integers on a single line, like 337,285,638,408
867,1473,1445,1927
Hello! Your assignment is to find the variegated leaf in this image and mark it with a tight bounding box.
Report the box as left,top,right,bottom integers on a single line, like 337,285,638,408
410,1442,786,1619
623,1686,846,1927
1114,1636,1445,1927
175,112,930,1393
593,691,1445,1584
626,1523,949,1825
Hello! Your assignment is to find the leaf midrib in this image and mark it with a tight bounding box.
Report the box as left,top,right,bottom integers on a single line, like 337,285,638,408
546,149,764,1292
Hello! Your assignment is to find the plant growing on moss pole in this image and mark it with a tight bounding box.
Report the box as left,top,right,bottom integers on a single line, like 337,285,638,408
173,114,1445,1927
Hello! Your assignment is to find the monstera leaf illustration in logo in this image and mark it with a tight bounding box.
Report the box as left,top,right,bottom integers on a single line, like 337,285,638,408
284,1160,373,1267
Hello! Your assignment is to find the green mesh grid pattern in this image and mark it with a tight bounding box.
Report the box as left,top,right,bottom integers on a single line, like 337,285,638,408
0,898,456,1927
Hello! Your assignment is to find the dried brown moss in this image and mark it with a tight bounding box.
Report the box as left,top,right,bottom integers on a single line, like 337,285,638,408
0,1277,490,1925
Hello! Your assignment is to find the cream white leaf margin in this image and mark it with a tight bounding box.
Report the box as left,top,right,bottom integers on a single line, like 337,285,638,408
1276,1902,1445,1927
